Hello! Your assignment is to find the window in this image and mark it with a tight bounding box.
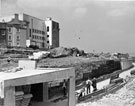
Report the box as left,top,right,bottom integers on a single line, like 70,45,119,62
32,35,34,39
17,36,20,41
9,36,11,40
37,30,39,34
42,31,45,35
8,27,11,32
40,30,41,34
47,35,49,37
29,29,31,37
32,29,34,33
2,30,5,35
17,43,20,46
8,43,11,46
17,28,20,32
47,26,49,32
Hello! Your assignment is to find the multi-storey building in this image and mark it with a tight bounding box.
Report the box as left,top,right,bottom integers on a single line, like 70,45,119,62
0,22,7,47
0,15,27,47
0,13,60,49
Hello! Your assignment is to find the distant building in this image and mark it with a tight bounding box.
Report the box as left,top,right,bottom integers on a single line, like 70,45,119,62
0,22,7,47
45,17,60,48
0,13,60,49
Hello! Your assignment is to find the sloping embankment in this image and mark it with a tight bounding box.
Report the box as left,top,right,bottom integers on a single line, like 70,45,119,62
77,75,135,106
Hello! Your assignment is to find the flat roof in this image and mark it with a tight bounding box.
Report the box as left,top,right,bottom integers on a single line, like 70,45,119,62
0,67,75,87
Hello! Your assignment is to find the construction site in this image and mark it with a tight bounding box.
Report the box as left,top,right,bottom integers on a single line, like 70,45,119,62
0,46,135,106
0,1,135,106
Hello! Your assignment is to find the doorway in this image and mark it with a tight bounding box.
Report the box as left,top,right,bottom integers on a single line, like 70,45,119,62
31,83,43,102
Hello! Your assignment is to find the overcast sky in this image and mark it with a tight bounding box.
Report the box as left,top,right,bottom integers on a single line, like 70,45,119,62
1,0,135,53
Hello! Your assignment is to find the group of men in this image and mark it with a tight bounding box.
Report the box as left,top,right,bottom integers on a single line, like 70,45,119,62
79,78,97,97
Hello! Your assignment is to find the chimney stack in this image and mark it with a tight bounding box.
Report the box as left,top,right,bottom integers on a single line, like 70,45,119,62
14,14,19,19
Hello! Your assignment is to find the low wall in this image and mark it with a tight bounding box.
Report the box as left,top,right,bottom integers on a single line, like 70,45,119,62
121,59,133,70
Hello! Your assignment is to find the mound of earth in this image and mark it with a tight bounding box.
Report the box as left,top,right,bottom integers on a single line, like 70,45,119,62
38,56,120,80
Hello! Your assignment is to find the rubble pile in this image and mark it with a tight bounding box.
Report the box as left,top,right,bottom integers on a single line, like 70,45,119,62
77,76,135,106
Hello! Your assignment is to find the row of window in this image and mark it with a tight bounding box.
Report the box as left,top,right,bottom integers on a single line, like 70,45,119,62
8,40,49,46
8,36,20,40
8,27,20,33
32,35,45,40
29,29,45,35
8,42,20,46
8,35,48,41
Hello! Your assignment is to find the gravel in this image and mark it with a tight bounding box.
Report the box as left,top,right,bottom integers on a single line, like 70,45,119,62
77,76,135,106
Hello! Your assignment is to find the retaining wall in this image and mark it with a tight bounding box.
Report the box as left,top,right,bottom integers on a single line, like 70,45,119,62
121,59,133,70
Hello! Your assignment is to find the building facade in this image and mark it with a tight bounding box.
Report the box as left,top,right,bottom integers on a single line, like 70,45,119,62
0,13,60,49
0,23,7,47
0,14,27,47
45,17,60,48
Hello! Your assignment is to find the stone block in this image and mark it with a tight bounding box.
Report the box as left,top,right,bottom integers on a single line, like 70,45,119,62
18,59,37,69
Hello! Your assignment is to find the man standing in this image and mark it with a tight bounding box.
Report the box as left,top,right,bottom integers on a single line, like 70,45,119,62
86,79,92,94
62,79,67,97
92,77,97,92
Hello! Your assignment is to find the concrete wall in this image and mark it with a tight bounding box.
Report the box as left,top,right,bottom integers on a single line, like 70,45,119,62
45,19,52,47
119,69,131,79
21,13,47,48
52,21,59,48
81,78,110,95
7,27,27,47
45,18,60,48
0,23,7,46
19,29,27,47
121,59,133,70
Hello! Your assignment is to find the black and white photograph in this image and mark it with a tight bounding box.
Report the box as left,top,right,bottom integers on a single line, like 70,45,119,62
0,0,135,106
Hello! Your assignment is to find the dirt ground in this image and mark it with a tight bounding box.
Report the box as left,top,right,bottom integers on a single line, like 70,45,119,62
77,76,135,106
0,59,18,72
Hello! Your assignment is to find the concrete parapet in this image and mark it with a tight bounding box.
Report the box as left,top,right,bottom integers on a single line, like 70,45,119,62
121,59,133,70
18,59,37,69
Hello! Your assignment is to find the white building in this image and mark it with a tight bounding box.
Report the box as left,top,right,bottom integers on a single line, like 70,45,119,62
45,17,60,48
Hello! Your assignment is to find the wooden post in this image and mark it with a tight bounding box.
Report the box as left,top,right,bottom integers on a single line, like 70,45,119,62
4,86,15,106
68,77,75,106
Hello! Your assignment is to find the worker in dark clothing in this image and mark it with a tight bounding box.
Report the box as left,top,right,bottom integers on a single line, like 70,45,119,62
62,79,67,97
86,79,92,94
92,78,97,92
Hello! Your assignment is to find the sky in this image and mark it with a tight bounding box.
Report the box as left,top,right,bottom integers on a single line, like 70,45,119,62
1,0,135,53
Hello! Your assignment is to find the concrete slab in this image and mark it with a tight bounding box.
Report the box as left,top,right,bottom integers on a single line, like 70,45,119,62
0,60,75,106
